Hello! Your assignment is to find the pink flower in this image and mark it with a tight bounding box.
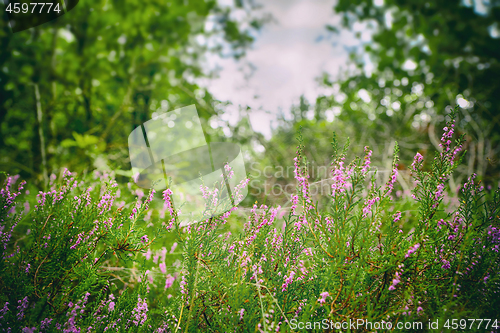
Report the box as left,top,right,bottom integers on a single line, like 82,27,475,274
170,242,178,253
281,271,295,292
441,259,451,270
361,146,372,174
386,165,398,195
362,196,380,218
293,155,311,207
224,164,234,179
162,188,175,217
318,292,329,304
165,274,175,289
388,277,400,291
405,243,420,258
393,211,402,223
135,189,145,201
131,296,148,326
433,183,445,208
16,296,28,320
290,194,299,215
411,152,424,171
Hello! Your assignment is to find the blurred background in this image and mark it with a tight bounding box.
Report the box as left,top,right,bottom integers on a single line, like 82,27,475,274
1,0,499,209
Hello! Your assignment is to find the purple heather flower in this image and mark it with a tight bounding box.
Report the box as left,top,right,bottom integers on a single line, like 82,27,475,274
16,296,28,320
361,147,372,174
162,189,175,217
170,242,178,253
131,296,148,326
411,152,424,172
318,292,329,304
386,164,398,195
290,194,299,215
165,274,175,289
0,302,9,320
224,164,234,179
41,318,53,330
405,243,420,258
281,271,295,292
362,196,380,218
393,211,402,223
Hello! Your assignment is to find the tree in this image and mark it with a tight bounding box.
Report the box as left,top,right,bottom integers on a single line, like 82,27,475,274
319,0,500,186
0,0,263,187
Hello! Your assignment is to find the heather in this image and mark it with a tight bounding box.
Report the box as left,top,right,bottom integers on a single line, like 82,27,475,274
1,111,499,332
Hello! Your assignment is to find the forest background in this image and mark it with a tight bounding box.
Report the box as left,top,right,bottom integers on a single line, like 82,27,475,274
1,0,499,208
1,0,500,331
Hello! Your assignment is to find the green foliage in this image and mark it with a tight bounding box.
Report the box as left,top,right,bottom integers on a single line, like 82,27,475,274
0,0,262,186
320,0,500,185
0,169,164,331
1,112,499,332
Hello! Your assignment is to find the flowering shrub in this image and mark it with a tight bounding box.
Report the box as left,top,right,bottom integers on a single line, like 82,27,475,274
1,109,499,332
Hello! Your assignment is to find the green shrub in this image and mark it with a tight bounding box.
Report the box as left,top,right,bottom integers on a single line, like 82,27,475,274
1,109,499,332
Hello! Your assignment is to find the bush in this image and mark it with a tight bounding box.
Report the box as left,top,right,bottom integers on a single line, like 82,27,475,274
1,109,499,332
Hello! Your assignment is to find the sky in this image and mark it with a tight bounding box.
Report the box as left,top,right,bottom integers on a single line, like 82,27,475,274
203,0,497,139
204,0,367,138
